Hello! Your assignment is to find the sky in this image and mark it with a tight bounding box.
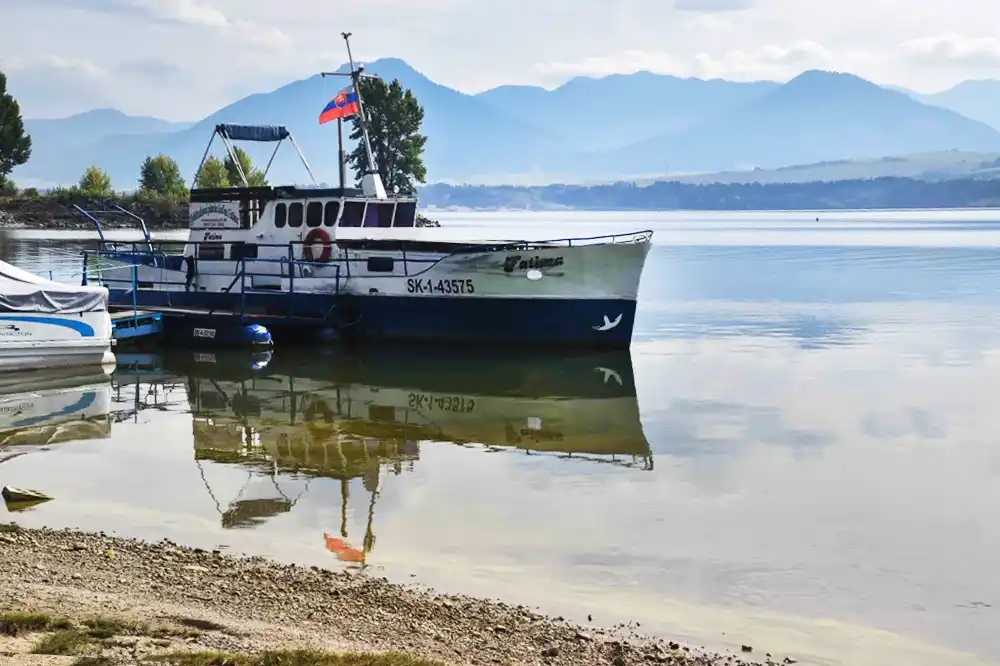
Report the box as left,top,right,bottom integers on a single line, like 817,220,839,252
2,0,1000,121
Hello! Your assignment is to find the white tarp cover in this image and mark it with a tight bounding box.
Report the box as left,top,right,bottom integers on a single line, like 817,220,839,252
0,261,108,314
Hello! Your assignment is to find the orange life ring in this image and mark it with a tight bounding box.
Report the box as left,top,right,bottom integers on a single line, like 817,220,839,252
303,228,332,263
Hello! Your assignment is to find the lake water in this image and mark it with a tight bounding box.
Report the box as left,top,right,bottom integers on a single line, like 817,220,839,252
2,210,1000,666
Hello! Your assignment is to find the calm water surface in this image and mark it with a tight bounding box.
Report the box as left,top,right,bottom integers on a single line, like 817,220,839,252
2,211,1000,666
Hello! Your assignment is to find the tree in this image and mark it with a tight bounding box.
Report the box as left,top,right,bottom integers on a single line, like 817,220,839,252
139,154,186,196
223,147,267,187
347,78,427,195
78,166,113,198
194,156,230,189
0,70,32,189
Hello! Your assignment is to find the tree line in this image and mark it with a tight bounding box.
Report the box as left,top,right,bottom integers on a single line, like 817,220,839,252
419,177,1000,210
21,149,268,201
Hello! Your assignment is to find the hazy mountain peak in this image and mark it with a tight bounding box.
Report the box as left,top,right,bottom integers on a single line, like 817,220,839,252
12,61,1000,189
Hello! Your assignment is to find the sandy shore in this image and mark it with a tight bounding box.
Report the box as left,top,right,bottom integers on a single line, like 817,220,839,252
0,524,784,666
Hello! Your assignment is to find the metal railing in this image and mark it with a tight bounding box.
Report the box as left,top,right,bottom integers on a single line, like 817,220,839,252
79,228,654,313
81,245,344,323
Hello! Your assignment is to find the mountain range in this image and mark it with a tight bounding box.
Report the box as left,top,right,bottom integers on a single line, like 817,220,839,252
10,60,1000,189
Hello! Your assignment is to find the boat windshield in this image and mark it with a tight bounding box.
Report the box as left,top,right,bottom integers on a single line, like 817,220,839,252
338,199,417,228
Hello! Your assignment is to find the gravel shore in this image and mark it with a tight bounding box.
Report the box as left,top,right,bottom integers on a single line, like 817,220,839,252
0,524,780,666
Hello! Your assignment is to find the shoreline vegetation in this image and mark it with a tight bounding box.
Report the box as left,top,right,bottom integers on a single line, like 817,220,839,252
1,174,999,233
0,523,781,666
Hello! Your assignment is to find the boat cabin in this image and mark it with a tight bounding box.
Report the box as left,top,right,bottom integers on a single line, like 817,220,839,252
189,186,417,231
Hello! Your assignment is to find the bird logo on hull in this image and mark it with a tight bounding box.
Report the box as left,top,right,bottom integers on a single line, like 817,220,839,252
593,313,623,331
594,366,623,385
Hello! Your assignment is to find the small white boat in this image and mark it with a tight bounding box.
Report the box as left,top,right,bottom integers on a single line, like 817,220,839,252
0,260,115,373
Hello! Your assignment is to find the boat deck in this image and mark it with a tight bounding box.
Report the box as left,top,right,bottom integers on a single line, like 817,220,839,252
116,305,328,323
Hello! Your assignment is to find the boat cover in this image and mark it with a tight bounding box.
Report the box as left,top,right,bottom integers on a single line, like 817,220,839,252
215,123,290,143
0,261,108,314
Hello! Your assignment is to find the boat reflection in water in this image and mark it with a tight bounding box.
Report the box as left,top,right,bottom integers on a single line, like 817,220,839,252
116,346,652,564
0,366,112,451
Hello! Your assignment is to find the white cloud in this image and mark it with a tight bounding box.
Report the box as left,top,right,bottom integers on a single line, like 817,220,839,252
536,41,836,81
674,0,754,11
157,0,229,28
2,0,1000,118
900,33,1000,69
3,55,110,81
1,56,114,118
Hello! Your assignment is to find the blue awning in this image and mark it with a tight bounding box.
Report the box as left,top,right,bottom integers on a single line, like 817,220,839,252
215,123,290,142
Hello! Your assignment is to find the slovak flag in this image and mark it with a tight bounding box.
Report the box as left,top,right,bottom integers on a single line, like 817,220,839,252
319,86,360,124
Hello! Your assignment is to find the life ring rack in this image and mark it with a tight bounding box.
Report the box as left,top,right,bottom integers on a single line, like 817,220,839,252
302,228,333,263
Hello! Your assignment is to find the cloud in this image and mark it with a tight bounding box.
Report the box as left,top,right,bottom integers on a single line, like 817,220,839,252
3,0,1000,120
5,0,226,27
674,0,754,11
900,33,1000,69
1,56,115,118
536,40,835,81
116,58,185,82
6,0,284,46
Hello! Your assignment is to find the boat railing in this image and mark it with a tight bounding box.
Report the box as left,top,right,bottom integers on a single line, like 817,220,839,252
81,243,346,322
81,238,449,285
492,229,654,249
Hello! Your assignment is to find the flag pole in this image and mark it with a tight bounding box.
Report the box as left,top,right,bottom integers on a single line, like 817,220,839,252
337,117,346,190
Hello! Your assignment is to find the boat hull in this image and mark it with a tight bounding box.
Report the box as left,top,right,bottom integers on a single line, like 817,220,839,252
0,312,115,373
95,232,652,348
106,289,637,348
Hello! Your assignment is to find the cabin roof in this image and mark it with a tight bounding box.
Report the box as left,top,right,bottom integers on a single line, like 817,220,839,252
189,185,417,203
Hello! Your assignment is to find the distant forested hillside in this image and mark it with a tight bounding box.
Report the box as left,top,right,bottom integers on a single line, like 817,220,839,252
420,177,1000,211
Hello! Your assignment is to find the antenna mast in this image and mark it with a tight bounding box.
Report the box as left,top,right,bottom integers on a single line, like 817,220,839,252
342,32,378,178
320,33,387,198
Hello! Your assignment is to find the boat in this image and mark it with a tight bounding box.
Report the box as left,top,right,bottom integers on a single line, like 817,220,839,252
81,34,652,349
0,260,116,373
0,365,112,448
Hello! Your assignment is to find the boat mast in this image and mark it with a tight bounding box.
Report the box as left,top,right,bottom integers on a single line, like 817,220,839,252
341,32,387,199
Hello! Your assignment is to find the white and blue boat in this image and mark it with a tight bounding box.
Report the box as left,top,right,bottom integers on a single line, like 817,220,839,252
0,260,115,373
84,36,652,349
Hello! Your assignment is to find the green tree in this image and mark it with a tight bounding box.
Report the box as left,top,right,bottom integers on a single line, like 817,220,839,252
138,154,186,196
194,156,230,189
223,147,267,187
0,70,32,189
78,165,113,198
347,78,427,195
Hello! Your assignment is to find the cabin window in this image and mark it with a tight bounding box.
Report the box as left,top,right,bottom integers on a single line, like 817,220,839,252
231,243,258,261
367,257,395,272
288,202,303,228
324,201,340,227
362,202,395,227
394,201,417,227
274,203,287,228
306,201,323,228
199,244,225,260
238,194,264,228
340,200,365,227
